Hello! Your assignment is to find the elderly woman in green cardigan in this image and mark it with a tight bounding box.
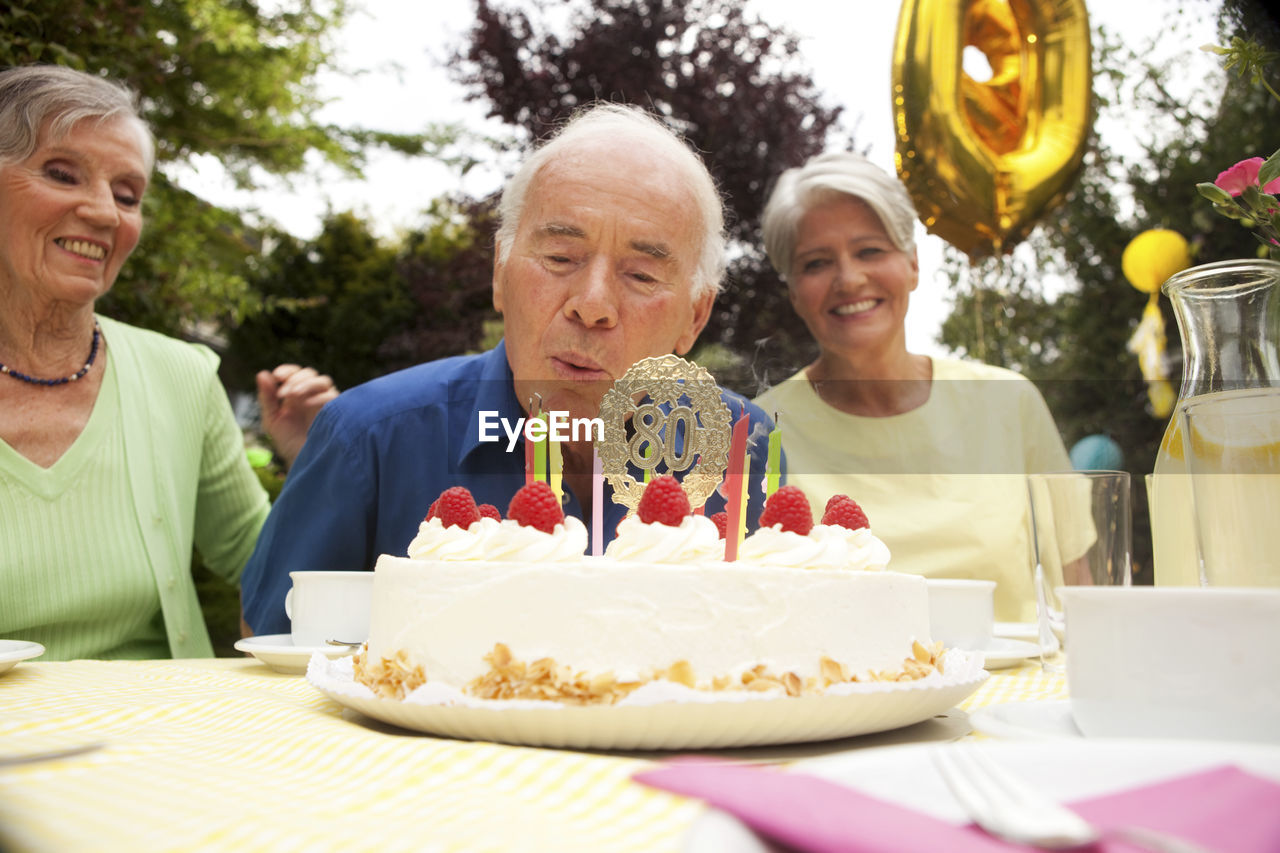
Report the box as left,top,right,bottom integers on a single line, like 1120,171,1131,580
0,66,336,659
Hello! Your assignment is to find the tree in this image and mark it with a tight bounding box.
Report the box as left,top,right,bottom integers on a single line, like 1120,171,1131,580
382,196,504,370
225,197,503,398
449,0,846,389
223,212,415,392
1,0,430,338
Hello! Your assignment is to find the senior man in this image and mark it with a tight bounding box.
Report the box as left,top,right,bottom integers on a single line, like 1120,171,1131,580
240,103,776,636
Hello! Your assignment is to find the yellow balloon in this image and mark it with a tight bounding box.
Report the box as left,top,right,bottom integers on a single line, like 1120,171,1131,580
892,0,1093,257
1121,228,1192,294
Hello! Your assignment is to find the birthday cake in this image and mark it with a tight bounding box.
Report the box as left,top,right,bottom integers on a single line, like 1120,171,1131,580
353,478,940,704
350,355,943,705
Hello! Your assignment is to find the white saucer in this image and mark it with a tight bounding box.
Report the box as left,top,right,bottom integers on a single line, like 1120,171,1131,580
979,637,1040,670
0,640,45,676
234,634,361,675
970,700,1081,739
994,621,1038,641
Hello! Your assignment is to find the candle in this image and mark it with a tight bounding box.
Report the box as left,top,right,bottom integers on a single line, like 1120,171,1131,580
765,415,782,497
549,427,564,503
591,445,603,557
524,430,535,488
525,395,540,487
691,456,704,514
723,413,749,562
533,413,548,486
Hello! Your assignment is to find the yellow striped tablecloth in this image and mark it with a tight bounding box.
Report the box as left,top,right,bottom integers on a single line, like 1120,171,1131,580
0,657,1063,852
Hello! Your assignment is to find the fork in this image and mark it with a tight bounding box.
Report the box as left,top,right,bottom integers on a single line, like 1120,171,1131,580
931,745,1212,852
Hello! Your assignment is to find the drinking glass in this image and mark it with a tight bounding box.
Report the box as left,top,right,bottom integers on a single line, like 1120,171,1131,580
1181,389,1280,587
1026,470,1132,672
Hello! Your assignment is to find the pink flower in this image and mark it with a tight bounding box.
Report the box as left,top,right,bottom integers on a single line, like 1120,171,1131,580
1215,157,1280,196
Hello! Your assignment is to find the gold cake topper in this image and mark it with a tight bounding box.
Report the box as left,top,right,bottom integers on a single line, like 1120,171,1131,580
597,354,731,513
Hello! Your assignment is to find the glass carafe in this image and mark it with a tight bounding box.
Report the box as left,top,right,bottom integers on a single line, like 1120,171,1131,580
1151,258,1280,586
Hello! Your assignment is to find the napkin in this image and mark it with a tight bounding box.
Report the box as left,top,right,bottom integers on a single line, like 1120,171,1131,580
633,757,1280,853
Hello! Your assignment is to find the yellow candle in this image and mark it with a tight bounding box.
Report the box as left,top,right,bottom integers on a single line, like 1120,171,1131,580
549,427,564,503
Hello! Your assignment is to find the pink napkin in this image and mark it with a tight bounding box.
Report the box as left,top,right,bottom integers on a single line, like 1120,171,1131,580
633,757,1280,853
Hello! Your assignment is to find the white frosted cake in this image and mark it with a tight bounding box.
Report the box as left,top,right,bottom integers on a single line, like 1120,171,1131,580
354,480,941,704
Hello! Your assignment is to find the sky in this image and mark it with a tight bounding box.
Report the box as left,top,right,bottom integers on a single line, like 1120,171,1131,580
174,0,1222,356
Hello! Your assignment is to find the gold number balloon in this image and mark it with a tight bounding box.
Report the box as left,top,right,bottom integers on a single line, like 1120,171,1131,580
892,0,1093,256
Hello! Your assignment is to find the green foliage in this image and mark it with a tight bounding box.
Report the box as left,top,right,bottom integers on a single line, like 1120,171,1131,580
222,200,502,395
193,556,242,658
1203,34,1280,101
388,197,503,370
224,212,416,391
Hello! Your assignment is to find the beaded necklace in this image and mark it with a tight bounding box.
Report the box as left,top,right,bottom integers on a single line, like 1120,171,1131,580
0,321,101,387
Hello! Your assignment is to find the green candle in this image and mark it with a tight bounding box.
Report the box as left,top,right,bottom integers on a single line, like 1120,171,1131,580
765,420,782,497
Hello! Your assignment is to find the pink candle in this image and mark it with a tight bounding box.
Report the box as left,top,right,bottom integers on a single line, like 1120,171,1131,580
691,456,705,515
591,445,604,556
524,431,535,487
723,414,749,562
524,396,539,487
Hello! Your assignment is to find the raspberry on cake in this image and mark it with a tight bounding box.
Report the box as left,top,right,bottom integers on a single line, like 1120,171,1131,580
758,485,814,535
636,475,692,527
821,494,870,530
507,481,564,533
434,486,482,529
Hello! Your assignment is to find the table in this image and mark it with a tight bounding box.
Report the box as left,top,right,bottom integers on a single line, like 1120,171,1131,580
0,657,1065,852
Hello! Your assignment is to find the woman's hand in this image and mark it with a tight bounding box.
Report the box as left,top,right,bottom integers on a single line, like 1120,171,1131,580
255,364,339,470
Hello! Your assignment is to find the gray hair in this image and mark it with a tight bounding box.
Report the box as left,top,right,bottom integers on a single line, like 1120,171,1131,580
495,102,726,299
0,65,154,172
762,151,918,278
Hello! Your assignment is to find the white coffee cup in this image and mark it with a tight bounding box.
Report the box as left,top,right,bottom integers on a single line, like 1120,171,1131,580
926,578,996,650
1064,586,1280,743
284,570,374,648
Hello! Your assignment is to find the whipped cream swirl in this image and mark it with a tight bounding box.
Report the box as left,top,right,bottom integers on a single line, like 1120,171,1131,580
605,514,723,564
407,516,588,562
738,523,891,571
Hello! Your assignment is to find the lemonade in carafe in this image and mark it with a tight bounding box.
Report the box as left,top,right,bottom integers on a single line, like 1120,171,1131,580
1150,259,1280,586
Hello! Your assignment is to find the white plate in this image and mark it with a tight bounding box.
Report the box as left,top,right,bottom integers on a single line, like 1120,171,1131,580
308,655,989,750
685,738,1280,850
234,634,359,674
971,699,1081,739
0,640,44,675
994,621,1038,641
978,637,1040,670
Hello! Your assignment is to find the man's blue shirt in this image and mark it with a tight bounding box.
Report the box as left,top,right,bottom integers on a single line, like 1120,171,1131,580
240,341,778,635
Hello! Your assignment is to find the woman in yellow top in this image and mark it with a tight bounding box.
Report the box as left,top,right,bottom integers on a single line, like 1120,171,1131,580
753,152,1071,621
0,66,336,659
